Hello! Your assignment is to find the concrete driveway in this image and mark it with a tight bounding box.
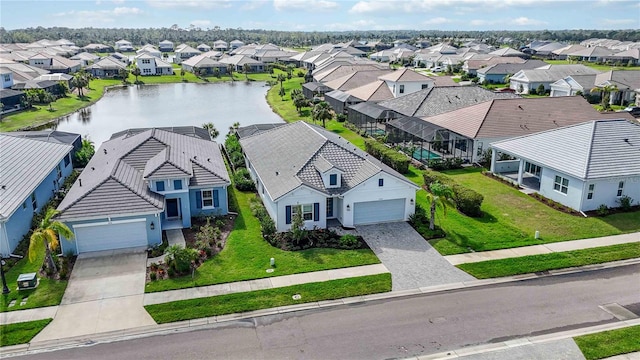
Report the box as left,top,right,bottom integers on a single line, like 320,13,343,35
353,222,474,291
32,248,156,342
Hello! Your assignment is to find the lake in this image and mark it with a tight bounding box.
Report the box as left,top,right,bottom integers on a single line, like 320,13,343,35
48,81,284,146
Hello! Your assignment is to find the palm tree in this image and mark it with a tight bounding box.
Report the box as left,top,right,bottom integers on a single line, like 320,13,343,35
71,70,89,97
312,101,332,128
29,208,74,274
131,67,141,83
180,69,186,80
277,73,286,100
202,122,219,140
118,68,129,83
591,84,618,110
227,64,235,81
43,92,55,111
242,63,251,81
427,181,454,231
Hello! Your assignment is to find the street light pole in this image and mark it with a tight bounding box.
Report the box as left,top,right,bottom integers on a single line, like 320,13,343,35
0,258,9,294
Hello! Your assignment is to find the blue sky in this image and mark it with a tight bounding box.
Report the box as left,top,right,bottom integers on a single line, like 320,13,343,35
1,0,639,31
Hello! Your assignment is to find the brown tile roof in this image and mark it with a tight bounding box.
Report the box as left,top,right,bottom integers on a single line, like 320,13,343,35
346,80,394,102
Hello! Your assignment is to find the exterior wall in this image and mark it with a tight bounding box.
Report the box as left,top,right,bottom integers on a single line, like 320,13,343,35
493,159,520,173
550,85,571,97
341,173,416,228
163,192,192,227
0,154,73,256
189,186,229,217
136,58,156,76
480,73,508,84
580,176,640,212
2,72,13,88
276,187,327,232
385,80,433,98
538,168,584,211
157,66,174,75
59,213,162,255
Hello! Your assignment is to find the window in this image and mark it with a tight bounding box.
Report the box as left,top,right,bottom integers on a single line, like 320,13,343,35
156,181,165,191
421,84,429,89
142,59,151,64
617,181,624,197
31,192,37,210
399,85,405,94
173,180,182,190
302,204,313,221
3,74,10,82
56,165,62,180
329,174,337,186
64,154,70,167
22,201,26,209
554,175,569,194
378,178,384,187
143,68,152,74
587,184,595,200
202,190,213,207
525,162,541,177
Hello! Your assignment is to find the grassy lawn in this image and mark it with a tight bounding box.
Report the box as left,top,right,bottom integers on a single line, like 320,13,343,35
423,168,640,255
145,273,391,323
574,325,640,360
457,242,640,279
0,319,52,347
1,241,68,312
544,59,640,72
144,188,380,293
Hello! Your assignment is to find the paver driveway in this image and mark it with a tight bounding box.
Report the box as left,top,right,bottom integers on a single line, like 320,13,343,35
32,248,156,342
354,222,474,291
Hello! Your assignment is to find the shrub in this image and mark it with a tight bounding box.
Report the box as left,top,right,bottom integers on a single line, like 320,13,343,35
364,138,410,174
617,195,634,211
452,184,484,217
597,204,609,216
536,84,546,95
428,158,463,171
336,114,347,122
149,272,157,281
233,168,256,191
195,217,216,244
338,234,359,249
164,245,198,275
423,170,454,189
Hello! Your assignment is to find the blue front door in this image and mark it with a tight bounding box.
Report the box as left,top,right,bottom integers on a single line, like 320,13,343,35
166,198,180,219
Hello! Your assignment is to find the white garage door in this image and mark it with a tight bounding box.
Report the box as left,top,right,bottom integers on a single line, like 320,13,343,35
74,219,148,254
353,199,405,225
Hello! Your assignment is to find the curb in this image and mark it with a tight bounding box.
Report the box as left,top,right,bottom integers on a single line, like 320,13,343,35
2,258,638,357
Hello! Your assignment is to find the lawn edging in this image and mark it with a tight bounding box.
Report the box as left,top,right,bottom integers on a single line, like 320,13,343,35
0,319,52,347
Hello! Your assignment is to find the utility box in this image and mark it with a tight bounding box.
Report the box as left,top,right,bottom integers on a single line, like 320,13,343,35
17,273,38,290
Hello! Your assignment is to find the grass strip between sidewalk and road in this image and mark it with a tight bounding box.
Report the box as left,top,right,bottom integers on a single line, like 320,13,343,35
456,242,640,279
574,325,640,360
0,318,52,347
145,273,391,324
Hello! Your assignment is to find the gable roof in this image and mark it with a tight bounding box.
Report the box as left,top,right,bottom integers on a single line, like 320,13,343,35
239,121,417,201
0,134,73,220
346,80,394,102
323,70,393,91
313,64,386,82
56,128,230,220
512,64,600,83
492,119,640,179
422,96,605,140
378,68,433,82
594,70,640,90
489,47,525,57
476,59,547,75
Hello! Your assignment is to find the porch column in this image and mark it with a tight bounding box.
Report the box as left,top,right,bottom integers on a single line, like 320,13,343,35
517,159,524,186
490,149,497,173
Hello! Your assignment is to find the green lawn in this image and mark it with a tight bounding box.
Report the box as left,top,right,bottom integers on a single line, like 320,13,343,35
0,319,52,347
145,273,391,323
422,168,640,255
1,241,68,312
144,189,380,293
574,325,640,360
457,242,640,278
544,59,640,72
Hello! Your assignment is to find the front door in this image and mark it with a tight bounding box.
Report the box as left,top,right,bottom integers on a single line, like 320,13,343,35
166,198,180,219
326,198,334,218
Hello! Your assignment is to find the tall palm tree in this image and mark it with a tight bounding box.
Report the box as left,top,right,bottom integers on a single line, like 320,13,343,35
29,208,74,274
427,181,454,231
227,64,235,81
131,67,141,83
591,84,618,110
202,122,219,140
71,70,89,97
242,63,251,81
312,101,332,128
228,121,240,134
277,73,286,100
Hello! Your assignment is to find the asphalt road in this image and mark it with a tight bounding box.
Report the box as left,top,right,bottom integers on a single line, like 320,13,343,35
14,265,640,360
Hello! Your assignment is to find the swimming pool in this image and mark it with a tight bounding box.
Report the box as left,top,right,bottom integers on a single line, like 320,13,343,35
412,148,441,161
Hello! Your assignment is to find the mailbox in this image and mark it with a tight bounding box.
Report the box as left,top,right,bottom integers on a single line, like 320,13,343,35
17,272,37,290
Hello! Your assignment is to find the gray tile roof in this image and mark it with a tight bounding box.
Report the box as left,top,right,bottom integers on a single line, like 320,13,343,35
239,121,418,201
57,128,230,220
476,60,547,75
594,70,640,90
0,134,73,220
512,64,600,83
236,124,286,139
492,119,640,179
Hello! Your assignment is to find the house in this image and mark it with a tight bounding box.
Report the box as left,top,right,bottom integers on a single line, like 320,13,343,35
27,53,81,74
110,52,130,65
32,73,73,90
158,40,174,52
378,68,435,97
70,52,99,67
324,89,363,114
12,80,64,97
239,121,419,231
490,119,640,212
1,69,13,88
313,64,387,83
229,40,244,50
86,56,128,78
135,54,174,76
82,43,114,53
0,60,49,83
550,74,597,97
0,133,76,257
488,47,527,58
592,70,640,106
476,59,547,84
253,50,299,63
302,81,331,100
566,46,615,63
219,55,265,72
181,55,227,75
55,127,231,254
0,88,25,113
174,45,201,64
346,80,394,103
115,39,134,52
324,70,394,92
197,43,212,52
213,40,228,52
509,64,600,94
604,48,640,66
136,45,162,58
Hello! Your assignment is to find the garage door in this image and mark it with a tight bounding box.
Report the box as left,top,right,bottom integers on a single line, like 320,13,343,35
74,219,148,254
353,199,405,225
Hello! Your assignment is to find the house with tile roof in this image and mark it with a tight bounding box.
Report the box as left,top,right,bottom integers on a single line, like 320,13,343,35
0,133,76,256
549,74,597,97
323,69,393,92
135,53,174,76
239,121,419,231
490,119,640,212
593,70,640,106
55,127,230,254
509,64,600,94
378,68,435,97
181,54,227,75
86,56,128,78
476,59,547,84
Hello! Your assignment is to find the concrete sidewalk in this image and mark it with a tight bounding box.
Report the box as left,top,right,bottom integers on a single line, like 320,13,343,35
144,263,389,305
445,232,640,265
0,306,58,325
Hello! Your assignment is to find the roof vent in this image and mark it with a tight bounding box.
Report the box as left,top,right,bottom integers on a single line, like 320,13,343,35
104,148,107,154
194,155,197,160
1,185,5,190
79,179,82,187
624,138,629,143
207,158,210,162
275,171,279,176
518,105,523,110
91,167,95,170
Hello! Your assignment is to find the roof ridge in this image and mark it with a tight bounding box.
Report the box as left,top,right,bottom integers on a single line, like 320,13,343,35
472,100,496,138
582,121,599,179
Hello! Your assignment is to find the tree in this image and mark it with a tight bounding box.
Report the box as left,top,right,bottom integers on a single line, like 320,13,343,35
312,101,332,128
427,181,454,231
180,68,186,80
242,63,251,81
71,70,89,97
118,68,129,83
536,83,546,96
43,92,55,111
277,73,286,100
74,137,95,168
290,206,306,246
131,67,141,83
29,208,74,275
227,64,235,81
213,67,220,78
202,122,219,140
228,121,240,133
591,84,618,110
57,81,69,97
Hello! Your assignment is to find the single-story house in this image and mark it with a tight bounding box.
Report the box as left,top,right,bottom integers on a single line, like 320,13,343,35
302,81,331,100
82,43,114,53
488,47,527,58
346,80,395,103
12,80,64,97
56,127,231,254
213,40,227,52
239,121,419,231
324,89,363,114
592,70,640,106
32,73,74,90
0,133,76,256
253,50,298,63
135,54,174,76
181,55,227,75
159,40,174,52
324,70,394,92
86,56,128,78
230,40,244,50
476,59,547,84
219,55,265,72
509,64,600,94
197,43,212,52
490,119,640,212
0,88,25,112
549,74,597,97
70,52,100,67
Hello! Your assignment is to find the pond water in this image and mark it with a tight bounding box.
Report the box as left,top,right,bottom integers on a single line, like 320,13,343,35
47,81,284,146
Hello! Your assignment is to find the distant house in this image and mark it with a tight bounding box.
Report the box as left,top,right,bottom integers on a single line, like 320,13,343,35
509,65,600,94
174,45,201,64
302,81,331,100
324,70,394,92
550,74,597,97
136,45,162,58
239,121,419,231
181,54,227,75
135,54,174,76
213,40,227,52
592,70,640,106
197,43,212,52
0,132,76,257
253,50,298,63
490,119,640,212
324,89,363,114
70,52,100,67
86,56,128,78
32,73,74,90
0,88,26,112
115,39,134,52
488,47,527,58
477,59,548,84
1,69,14,89
82,43,114,53
378,68,435,97
110,52,130,65
219,55,265,72
56,127,230,254
229,40,244,50
346,80,394,103
27,53,81,74
158,40,174,52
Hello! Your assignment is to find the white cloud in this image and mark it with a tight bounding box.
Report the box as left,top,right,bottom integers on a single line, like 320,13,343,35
273,0,339,11
146,0,232,9
602,18,637,25
350,0,554,14
241,1,265,10
112,0,126,4
423,17,451,25
326,19,375,30
511,16,546,26
113,6,143,15
53,7,143,23
190,19,212,27
469,19,497,26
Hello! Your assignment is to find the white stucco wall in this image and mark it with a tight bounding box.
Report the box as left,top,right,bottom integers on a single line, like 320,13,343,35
539,168,584,211
580,176,640,212
276,187,327,232
385,80,433,98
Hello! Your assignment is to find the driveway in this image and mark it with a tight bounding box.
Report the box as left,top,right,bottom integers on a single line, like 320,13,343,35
353,222,474,291
32,248,156,342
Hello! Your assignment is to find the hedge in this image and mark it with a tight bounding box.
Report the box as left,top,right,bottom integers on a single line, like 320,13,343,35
364,139,410,174
423,170,484,218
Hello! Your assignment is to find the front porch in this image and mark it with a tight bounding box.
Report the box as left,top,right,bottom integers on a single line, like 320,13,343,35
161,219,183,230
489,151,541,193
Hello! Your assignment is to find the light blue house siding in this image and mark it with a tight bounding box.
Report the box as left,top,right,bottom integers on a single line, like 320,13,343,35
189,186,229,218
0,154,73,256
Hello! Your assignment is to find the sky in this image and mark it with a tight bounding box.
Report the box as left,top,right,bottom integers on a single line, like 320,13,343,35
1,0,639,32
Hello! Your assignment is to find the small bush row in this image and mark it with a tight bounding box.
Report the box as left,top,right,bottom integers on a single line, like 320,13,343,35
423,170,484,217
428,158,463,171
233,168,256,191
224,135,245,170
364,138,410,174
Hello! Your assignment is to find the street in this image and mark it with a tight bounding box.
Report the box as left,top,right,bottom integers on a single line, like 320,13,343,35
13,264,640,360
